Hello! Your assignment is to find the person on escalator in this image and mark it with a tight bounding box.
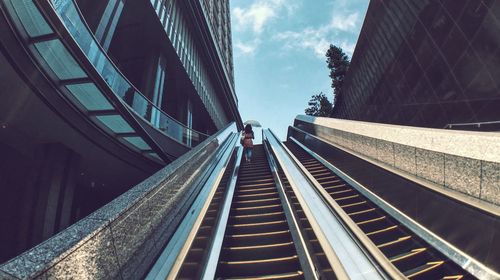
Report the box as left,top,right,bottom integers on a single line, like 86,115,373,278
242,124,254,163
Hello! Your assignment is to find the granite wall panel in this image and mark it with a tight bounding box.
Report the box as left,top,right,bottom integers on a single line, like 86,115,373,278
416,148,445,185
377,139,394,166
394,143,416,175
444,154,481,198
481,161,500,205
44,227,121,279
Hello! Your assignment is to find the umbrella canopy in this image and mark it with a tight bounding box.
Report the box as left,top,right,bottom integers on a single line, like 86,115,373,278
243,120,262,128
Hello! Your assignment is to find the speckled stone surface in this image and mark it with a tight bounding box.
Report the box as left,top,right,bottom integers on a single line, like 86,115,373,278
444,154,481,197
0,217,107,279
110,195,159,267
363,136,378,159
394,143,417,175
416,148,445,185
0,270,19,280
44,227,121,279
377,139,394,166
481,161,500,205
119,232,157,280
295,115,500,163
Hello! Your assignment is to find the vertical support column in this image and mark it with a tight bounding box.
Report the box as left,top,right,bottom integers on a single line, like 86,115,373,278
96,0,126,50
30,143,81,244
186,99,193,146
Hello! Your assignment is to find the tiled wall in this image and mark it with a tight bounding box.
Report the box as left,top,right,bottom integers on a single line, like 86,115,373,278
296,119,500,206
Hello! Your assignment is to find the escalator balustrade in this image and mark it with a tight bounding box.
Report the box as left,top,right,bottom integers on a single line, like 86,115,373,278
285,141,474,280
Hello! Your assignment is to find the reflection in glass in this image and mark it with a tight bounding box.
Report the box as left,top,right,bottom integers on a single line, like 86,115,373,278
66,83,113,111
123,137,151,150
34,39,87,80
10,0,53,37
96,115,135,134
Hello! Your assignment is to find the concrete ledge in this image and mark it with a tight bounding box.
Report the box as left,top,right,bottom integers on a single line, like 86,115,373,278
0,127,230,279
294,115,500,207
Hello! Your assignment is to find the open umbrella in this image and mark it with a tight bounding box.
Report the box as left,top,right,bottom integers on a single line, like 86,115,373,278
243,120,262,127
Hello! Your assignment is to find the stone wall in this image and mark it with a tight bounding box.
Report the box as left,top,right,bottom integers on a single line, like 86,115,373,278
293,115,500,206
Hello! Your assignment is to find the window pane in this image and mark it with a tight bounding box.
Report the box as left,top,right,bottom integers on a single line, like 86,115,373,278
9,0,53,37
34,39,87,80
66,83,113,111
123,137,151,150
96,115,134,133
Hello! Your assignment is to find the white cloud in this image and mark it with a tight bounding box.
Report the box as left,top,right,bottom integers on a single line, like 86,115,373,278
235,39,261,55
273,11,361,58
232,0,297,34
330,12,359,31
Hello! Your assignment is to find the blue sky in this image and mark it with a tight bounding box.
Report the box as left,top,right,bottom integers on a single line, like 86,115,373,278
230,0,369,142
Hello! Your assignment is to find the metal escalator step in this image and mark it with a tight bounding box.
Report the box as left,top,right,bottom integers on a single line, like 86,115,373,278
390,248,429,273
218,255,301,277
356,215,386,226
230,211,285,224
323,183,345,190
227,220,288,235
236,191,279,200
333,194,360,201
340,200,368,211
405,261,445,279
237,187,276,194
238,178,274,184
377,235,412,249
231,204,282,215
304,165,324,170
442,275,464,280
225,230,292,247
233,197,281,208
224,270,304,280
238,182,275,188
222,242,296,260
316,176,340,182
366,225,399,236
329,189,354,195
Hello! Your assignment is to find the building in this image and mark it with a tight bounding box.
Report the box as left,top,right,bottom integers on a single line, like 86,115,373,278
332,0,500,130
0,0,241,262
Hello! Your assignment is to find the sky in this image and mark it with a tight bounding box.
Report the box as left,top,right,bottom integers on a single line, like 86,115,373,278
230,0,369,142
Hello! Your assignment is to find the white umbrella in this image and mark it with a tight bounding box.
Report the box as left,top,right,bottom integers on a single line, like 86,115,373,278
243,120,262,127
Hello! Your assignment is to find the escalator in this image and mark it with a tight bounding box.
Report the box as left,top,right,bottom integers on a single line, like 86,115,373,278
214,145,305,278
168,144,329,279
284,140,474,280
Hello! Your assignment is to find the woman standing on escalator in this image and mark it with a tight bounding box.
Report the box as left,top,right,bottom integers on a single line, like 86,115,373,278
242,124,254,163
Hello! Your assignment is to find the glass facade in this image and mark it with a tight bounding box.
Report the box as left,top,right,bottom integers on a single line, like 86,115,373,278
150,0,233,129
333,0,500,130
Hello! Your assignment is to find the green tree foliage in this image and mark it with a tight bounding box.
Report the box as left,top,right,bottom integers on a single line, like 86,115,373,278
326,45,350,109
305,92,332,117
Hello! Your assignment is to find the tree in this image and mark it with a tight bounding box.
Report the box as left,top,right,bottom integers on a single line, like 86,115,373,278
326,45,350,111
305,92,332,117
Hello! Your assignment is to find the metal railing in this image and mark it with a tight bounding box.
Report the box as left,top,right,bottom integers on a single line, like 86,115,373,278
49,0,208,147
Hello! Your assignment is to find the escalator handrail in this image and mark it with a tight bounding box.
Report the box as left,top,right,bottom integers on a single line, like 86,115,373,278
262,135,319,279
263,129,388,280
146,131,239,279
288,129,500,280
269,129,405,280
200,146,243,280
